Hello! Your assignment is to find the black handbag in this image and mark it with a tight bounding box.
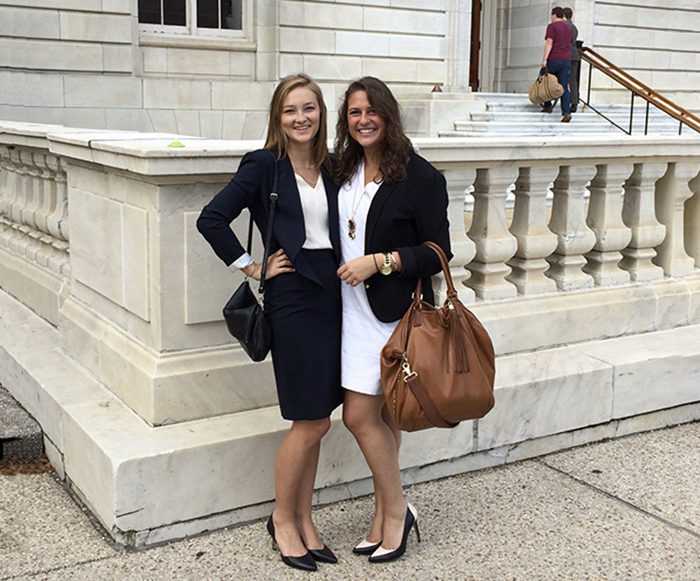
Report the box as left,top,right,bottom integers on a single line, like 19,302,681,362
222,153,279,362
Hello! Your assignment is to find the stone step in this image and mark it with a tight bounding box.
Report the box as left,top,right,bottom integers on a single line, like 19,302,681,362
0,384,43,460
446,121,620,136
467,111,674,125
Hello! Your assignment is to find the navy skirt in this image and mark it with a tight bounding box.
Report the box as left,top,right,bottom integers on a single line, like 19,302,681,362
264,249,343,421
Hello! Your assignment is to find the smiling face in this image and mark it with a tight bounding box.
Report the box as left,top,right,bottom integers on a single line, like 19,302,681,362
347,90,386,156
280,86,321,150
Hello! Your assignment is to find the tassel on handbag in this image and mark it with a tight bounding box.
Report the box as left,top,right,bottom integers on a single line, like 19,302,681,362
380,242,496,432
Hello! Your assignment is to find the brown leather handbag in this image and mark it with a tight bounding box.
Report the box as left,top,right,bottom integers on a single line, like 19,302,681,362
380,242,495,432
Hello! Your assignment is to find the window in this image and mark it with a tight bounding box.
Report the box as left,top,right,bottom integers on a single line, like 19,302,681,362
138,0,247,38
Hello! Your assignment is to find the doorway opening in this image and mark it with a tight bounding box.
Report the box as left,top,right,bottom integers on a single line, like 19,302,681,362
469,0,482,91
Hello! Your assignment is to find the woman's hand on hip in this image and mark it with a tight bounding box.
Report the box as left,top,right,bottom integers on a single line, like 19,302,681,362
337,255,376,287
241,248,294,280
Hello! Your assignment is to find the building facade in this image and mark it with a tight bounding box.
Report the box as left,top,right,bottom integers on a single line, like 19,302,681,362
1,1,699,139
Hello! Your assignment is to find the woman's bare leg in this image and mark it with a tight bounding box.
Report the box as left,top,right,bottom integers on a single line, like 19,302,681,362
272,418,330,556
343,391,407,551
294,439,325,550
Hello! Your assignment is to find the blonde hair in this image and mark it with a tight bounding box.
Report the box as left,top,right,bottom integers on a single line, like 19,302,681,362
264,74,330,171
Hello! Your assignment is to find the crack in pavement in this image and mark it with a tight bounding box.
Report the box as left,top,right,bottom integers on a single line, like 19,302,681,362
538,459,700,541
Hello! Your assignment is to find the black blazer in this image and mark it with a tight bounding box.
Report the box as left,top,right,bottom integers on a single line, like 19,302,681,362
362,150,452,322
197,149,341,287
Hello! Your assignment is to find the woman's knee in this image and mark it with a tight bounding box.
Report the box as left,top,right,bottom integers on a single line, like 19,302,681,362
343,394,380,436
292,417,331,444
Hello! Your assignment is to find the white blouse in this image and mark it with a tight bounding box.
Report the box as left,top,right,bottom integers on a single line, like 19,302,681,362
339,161,399,396
295,174,333,250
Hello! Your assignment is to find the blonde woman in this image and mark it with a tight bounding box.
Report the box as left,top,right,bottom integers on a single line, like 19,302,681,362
198,74,342,571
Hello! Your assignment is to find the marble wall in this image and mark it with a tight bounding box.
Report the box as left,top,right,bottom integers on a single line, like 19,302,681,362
0,0,457,139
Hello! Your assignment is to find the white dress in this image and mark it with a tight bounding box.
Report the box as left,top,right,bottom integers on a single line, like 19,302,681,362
339,162,399,395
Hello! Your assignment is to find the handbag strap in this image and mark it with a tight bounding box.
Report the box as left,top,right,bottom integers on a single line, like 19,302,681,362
405,374,457,428
257,151,279,296
404,241,460,429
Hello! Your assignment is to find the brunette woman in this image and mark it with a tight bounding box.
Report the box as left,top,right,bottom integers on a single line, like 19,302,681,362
197,74,342,571
334,77,451,563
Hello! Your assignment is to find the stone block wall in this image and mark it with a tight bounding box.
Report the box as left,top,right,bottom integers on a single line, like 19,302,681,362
0,0,454,140
278,0,449,87
590,0,700,110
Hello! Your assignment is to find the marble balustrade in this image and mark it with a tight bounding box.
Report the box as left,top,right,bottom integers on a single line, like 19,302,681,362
0,145,70,274
2,121,700,548
1,123,699,426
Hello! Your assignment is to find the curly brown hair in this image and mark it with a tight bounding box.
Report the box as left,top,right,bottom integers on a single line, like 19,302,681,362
334,77,412,186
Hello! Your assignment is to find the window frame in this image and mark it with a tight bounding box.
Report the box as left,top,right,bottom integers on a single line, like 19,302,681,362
138,0,252,42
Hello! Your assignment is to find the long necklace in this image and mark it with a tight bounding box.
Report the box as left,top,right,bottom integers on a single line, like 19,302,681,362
347,163,383,239
347,187,365,240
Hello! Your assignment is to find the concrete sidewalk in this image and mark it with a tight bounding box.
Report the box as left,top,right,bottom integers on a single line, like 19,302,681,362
1,421,699,581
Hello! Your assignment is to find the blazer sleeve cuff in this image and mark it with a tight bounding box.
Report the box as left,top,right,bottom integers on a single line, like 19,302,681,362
397,246,417,277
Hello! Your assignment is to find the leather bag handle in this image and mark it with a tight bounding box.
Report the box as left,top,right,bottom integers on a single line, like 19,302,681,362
422,241,457,300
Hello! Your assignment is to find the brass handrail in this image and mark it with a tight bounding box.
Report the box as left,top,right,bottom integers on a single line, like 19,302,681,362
579,46,700,135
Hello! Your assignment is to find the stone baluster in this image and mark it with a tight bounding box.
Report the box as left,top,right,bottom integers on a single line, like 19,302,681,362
45,157,70,275
545,165,598,291
0,146,12,229
618,163,667,281
1,149,24,249
653,162,696,277
440,168,477,303
9,149,30,229
465,167,518,300
45,156,69,244
1,149,20,225
583,163,634,286
34,154,54,235
684,168,700,269
20,152,43,235
506,166,559,295
30,154,62,269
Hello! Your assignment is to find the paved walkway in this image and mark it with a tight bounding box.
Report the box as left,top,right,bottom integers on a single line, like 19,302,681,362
1,421,699,581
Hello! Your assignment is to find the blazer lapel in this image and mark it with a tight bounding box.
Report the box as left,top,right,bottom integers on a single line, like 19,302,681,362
272,157,305,263
365,180,398,250
322,170,341,262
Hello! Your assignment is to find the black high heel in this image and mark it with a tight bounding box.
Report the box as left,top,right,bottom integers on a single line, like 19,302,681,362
308,545,338,564
368,504,421,564
266,515,317,571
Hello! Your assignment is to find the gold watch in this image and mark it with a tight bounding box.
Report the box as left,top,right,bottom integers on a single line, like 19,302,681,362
380,253,392,275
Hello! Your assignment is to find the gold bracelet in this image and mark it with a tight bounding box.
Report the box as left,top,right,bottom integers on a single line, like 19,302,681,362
390,253,398,271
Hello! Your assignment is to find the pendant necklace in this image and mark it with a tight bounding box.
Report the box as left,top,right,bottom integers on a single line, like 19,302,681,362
347,188,365,240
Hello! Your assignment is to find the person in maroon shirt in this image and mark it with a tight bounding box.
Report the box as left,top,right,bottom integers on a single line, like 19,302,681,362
540,6,573,122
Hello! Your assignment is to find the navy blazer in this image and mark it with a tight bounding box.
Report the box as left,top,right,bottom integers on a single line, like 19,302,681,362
197,149,341,287
362,150,452,322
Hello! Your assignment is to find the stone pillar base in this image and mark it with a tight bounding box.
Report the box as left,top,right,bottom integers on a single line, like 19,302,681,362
58,296,278,426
